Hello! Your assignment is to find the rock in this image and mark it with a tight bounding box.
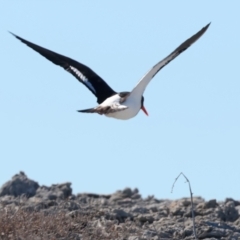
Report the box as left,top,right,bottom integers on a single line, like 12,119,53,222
142,229,157,238
60,200,80,211
33,182,72,201
145,203,159,213
170,204,185,216
225,198,240,206
198,226,227,239
111,209,132,222
109,188,141,201
204,199,218,209
236,205,240,215
76,193,111,199
1,173,240,239
232,232,240,239
128,236,140,240
136,213,154,224
131,206,149,214
223,201,239,222
0,172,39,197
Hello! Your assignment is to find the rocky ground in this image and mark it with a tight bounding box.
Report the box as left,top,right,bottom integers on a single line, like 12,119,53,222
0,172,240,240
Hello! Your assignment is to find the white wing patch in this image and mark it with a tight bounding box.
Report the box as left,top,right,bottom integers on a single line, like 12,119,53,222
68,66,96,93
94,103,128,114
110,103,128,112
95,94,128,114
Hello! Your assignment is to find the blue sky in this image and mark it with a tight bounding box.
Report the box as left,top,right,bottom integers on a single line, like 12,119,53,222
1,1,240,200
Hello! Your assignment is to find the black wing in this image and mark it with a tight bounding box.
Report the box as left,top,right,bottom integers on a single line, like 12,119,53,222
10,32,116,104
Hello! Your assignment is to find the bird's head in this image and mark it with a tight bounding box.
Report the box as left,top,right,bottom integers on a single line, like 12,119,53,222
141,96,148,116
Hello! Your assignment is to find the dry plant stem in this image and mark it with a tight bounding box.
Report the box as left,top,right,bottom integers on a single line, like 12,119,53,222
171,172,198,240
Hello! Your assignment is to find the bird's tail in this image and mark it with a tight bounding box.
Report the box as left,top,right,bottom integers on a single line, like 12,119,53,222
77,108,96,113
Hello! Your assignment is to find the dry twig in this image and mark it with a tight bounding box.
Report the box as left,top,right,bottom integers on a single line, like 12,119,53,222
171,172,198,240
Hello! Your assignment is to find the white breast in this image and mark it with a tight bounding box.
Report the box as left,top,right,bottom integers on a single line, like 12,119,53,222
104,95,141,120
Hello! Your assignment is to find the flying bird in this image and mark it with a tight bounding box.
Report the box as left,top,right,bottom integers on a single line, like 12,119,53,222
10,23,210,120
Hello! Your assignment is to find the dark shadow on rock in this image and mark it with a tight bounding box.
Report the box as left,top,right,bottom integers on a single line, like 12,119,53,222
0,171,39,198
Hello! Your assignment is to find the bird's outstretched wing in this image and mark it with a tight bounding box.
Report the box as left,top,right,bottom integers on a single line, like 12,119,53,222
131,23,211,97
10,32,116,104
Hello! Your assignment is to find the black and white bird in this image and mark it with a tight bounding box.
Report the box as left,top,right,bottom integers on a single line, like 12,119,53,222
10,23,210,120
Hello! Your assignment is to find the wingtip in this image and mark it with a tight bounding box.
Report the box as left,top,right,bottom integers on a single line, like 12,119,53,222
8,31,19,39
205,22,211,29
8,31,16,36
198,22,211,36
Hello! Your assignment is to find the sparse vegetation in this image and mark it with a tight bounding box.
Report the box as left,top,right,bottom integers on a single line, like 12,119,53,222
1,172,240,239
